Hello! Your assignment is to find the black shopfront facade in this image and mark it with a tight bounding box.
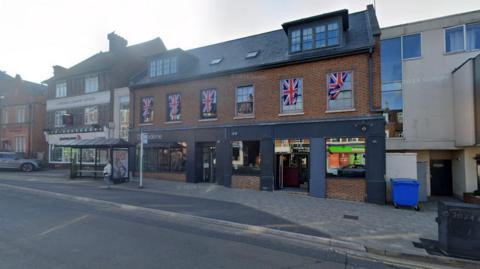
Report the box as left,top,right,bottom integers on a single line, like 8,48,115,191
131,115,386,204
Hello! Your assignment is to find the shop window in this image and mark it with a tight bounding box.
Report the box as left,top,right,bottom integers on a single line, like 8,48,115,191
167,93,181,121
49,145,75,163
143,142,187,172
140,96,154,124
232,141,260,175
326,137,366,178
81,148,96,164
119,96,129,140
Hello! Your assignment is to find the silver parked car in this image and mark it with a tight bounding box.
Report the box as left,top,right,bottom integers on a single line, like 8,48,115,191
0,152,41,172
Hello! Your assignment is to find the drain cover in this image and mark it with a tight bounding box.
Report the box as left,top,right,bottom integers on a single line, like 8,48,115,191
343,214,359,220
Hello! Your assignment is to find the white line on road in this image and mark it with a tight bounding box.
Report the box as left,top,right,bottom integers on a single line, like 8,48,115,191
36,215,89,237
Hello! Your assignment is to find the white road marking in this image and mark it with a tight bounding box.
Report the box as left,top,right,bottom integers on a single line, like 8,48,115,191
36,214,89,237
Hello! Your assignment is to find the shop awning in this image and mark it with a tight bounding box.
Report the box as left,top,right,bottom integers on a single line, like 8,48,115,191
55,138,133,148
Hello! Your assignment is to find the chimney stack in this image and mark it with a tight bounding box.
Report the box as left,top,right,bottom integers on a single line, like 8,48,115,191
108,32,128,52
14,74,22,81
53,65,67,77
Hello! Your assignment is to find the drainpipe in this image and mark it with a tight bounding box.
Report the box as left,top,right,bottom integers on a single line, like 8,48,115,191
369,47,382,113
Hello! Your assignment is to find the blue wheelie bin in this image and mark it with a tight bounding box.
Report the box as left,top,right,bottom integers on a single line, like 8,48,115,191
391,178,420,211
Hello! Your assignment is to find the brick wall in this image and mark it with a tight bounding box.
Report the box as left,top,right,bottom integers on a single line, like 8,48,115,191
133,51,380,129
326,178,366,202
231,175,260,190
134,171,186,182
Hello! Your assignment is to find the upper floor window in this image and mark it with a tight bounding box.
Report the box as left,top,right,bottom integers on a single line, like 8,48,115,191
140,96,154,124
327,71,353,111
280,78,303,114
16,106,26,123
84,106,98,125
54,110,66,127
150,57,177,78
302,28,313,50
200,89,217,119
381,37,403,111
402,33,421,59
327,22,339,46
85,75,99,93
2,109,8,124
56,82,67,98
167,93,181,122
445,23,480,53
290,21,340,53
446,26,464,53
290,30,301,52
236,85,254,118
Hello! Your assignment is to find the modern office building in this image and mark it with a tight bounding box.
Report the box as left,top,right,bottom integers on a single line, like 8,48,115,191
381,10,480,199
43,33,165,166
130,5,386,204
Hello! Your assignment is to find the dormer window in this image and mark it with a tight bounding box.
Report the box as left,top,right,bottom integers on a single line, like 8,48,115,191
210,58,223,65
290,30,301,52
245,50,260,59
302,28,313,50
289,21,341,53
150,56,177,78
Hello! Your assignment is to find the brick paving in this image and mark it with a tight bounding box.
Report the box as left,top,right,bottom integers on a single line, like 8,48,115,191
120,177,443,256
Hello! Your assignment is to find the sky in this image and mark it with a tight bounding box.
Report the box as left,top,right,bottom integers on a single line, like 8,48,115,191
1,0,480,83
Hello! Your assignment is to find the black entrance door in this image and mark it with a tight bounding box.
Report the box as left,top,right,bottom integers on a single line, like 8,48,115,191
201,144,216,183
430,160,453,196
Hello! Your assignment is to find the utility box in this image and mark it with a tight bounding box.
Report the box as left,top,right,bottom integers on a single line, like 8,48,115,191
437,202,480,259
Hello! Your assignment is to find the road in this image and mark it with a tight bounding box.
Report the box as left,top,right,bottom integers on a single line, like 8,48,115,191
0,173,410,268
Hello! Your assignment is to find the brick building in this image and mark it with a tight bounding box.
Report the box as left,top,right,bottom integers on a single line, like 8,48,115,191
0,71,47,159
130,6,386,203
43,33,165,166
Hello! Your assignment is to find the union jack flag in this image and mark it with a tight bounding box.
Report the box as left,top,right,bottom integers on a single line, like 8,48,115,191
282,78,301,106
141,97,153,122
168,94,181,121
201,89,216,115
328,72,349,100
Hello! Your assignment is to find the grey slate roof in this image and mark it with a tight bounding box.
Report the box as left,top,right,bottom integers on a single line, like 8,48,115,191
131,6,379,88
44,38,166,82
0,71,46,95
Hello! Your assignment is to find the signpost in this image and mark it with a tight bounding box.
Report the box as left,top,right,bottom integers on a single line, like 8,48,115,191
139,130,148,188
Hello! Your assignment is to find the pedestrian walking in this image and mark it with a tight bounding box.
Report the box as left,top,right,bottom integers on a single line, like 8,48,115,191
103,160,112,189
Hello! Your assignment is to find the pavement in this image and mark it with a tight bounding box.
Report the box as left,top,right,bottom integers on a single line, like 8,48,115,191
0,169,478,268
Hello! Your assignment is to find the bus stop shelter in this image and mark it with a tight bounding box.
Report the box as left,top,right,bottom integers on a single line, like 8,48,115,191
56,138,133,183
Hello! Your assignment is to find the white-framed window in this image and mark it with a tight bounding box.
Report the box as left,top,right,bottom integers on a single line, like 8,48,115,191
119,95,130,140
2,108,8,124
327,71,353,111
445,23,480,53
150,57,177,77
85,75,99,93
54,110,66,127
55,82,67,98
84,106,98,125
235,85,254,118
49,145,76,163
16,106,26,123
14,136,26,153
280,78,303,114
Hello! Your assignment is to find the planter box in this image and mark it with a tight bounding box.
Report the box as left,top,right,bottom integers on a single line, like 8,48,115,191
463,193,480,205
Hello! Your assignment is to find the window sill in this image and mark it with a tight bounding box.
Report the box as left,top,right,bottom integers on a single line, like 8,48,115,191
234,115,255,120
198,118,218,122
278,112,304,117
325,108,355,113
165,121,182,124
403,56,422,61
139,123,154,126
